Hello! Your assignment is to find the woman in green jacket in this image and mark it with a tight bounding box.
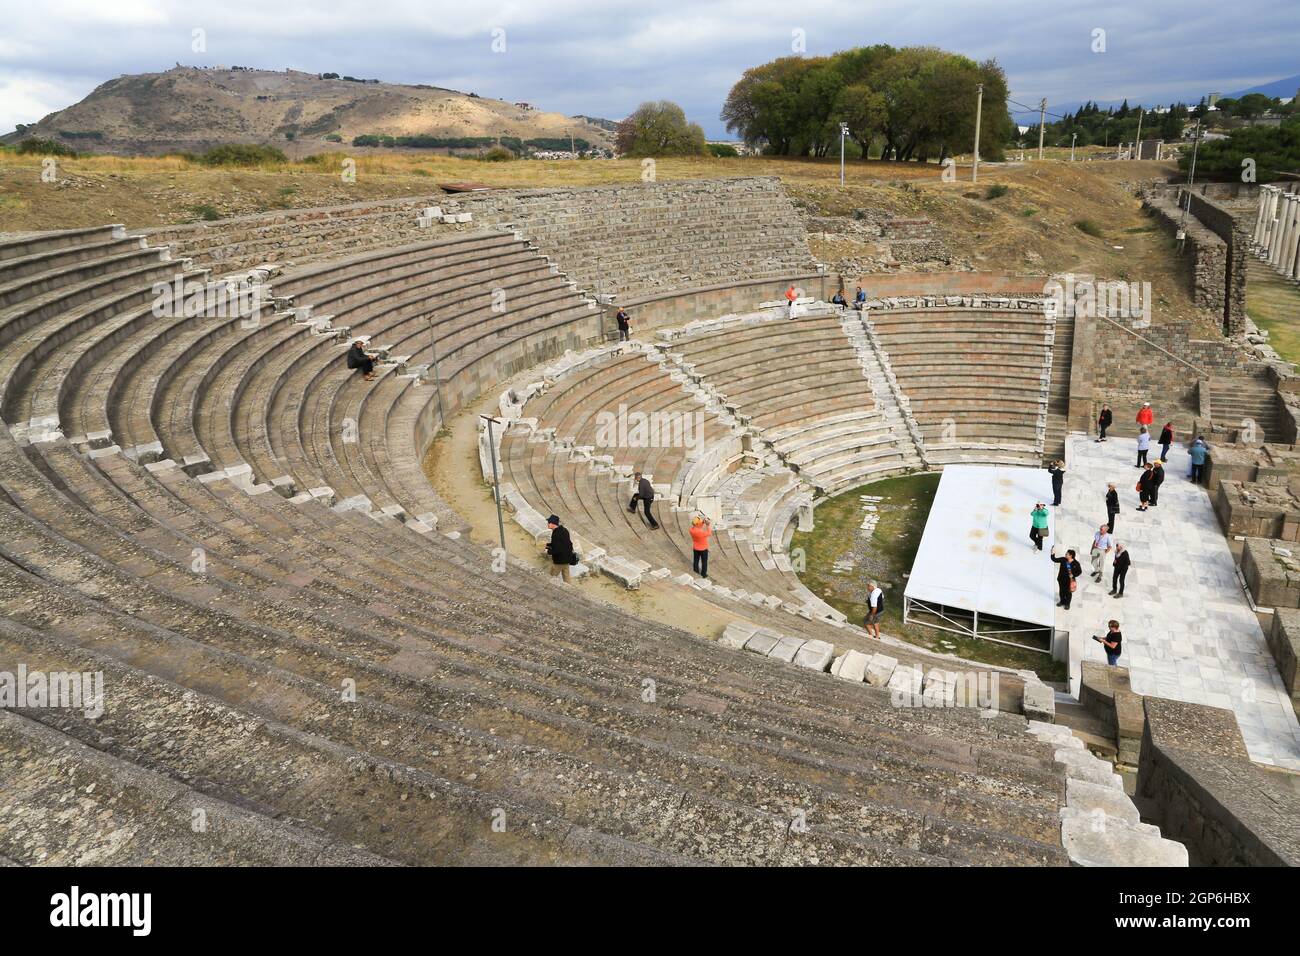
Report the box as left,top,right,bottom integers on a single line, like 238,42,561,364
1029,503,1049,552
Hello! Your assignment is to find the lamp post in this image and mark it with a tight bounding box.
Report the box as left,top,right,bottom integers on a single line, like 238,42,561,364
839,122,848,185
480,414,508,554
1070,132,1076,162
972,83,983,183
425,316,445,430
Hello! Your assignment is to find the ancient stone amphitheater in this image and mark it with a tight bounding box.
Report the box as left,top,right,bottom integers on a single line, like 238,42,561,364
3,175,1289,867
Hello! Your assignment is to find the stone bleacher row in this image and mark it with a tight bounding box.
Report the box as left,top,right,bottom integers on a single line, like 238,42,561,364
0,220,1097,867
142,177,817,304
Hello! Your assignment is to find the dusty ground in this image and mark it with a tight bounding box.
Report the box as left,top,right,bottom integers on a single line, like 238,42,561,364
422,370,737,641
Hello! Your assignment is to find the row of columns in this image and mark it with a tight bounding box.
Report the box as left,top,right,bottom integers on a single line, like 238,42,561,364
1252,184,1300,281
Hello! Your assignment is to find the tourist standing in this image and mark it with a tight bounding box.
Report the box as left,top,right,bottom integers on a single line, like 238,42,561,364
1137,402,1154,429
1110,544,1131,598
1093,620,1123,665
1030,502,1049,551
1048,460,1065,507
785,283,798,319
1157,421,1174,463
545,515,575,582
1051,547,1083,610
615,307,632,342
1105,482,1120,535
1189,436,1208,483
689,515,711,578
1136,426,1150,467
865,581,884,638
1136,462,1154,511
1096,404,1113,442
1089,524,1114,583
627,471,659,529
1149,460,1165,507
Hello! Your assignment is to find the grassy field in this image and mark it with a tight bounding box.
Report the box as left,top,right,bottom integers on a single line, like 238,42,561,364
1246,257,1300,367
790,472,1067,682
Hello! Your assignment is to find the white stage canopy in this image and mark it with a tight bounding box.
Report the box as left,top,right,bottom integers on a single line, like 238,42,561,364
904,465,1058,640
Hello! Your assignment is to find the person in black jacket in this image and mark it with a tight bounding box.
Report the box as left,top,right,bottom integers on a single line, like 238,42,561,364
346,339,377,381
1096,404,1112,442
627,471,659,529
1048,460,1065,507
1109,544,1131,598
1148,460,1165,507
615,307,632,342
1136,463,1154,512
1157,422,1174,462
1093,620,1123,665
545,514,575,582
1105,482,1120,535
1050,546,1083,610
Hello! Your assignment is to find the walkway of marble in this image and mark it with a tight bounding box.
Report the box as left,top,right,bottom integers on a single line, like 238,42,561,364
1055,432,1300,771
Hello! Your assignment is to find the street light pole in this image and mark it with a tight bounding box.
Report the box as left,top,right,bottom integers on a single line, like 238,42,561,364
972,83,983,183
1134,108,1144,159
480,414,508,554
425,316,445,430
1070,132,1077,162
839,122,848,185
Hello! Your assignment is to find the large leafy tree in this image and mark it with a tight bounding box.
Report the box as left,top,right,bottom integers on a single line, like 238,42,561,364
721,44,1010,162
615,101,707,157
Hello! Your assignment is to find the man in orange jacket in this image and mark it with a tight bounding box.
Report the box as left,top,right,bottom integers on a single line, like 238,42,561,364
689,516,712,578
1136,402,1154,428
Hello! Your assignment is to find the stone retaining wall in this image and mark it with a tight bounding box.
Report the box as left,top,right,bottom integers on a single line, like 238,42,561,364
1137,696,1300,866
1240,536,1300,608
1267,609,1300,701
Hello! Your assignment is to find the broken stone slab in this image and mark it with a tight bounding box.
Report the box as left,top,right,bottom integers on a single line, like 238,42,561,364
864,653,898,687
887,664,923,702
743,629,782,656
831,649,871,683
766,635,807,663
793,639,834,672
1056,750,1124,791
720,621,758,650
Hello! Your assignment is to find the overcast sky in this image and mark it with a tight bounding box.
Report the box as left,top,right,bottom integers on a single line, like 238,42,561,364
1,0,1296,138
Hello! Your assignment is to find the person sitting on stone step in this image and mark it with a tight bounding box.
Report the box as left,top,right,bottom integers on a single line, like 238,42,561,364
346,339,378,382
854,285,867,310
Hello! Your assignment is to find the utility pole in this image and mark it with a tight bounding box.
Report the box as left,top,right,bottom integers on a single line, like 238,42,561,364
569,130,575,157
972,83,983,182
1134,108,1144,159
1070,132,1077,162
1037,98,1046,159
1179,119,1203,231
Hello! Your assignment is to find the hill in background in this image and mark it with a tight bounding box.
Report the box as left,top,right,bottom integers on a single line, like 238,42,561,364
5,65,614,157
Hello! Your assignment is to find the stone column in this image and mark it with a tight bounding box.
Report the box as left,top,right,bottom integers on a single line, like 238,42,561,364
1254,185,1275,247
1286,194,1300,280
1271,193,1293,270
1262,186,1282,256
1280,194,1300,276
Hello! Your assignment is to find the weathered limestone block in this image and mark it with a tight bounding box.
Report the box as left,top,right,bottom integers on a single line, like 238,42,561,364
830,649,870,683
1267,608,1300,700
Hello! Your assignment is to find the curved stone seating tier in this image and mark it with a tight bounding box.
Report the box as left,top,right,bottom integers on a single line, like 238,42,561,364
1,222,1166,866
867,308,1054,465
142,179,817,303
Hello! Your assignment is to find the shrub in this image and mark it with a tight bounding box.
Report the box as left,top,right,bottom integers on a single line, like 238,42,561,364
479,146,516,162
1074,218,1103,238
16,137,76,157
1021,207,1037,217
324,133,343,143
984,183,1009,199
190,204,221,221
199,144,287,167
707,143,740,157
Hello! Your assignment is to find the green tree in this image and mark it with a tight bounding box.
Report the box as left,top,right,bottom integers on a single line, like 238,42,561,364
615,101,707,157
